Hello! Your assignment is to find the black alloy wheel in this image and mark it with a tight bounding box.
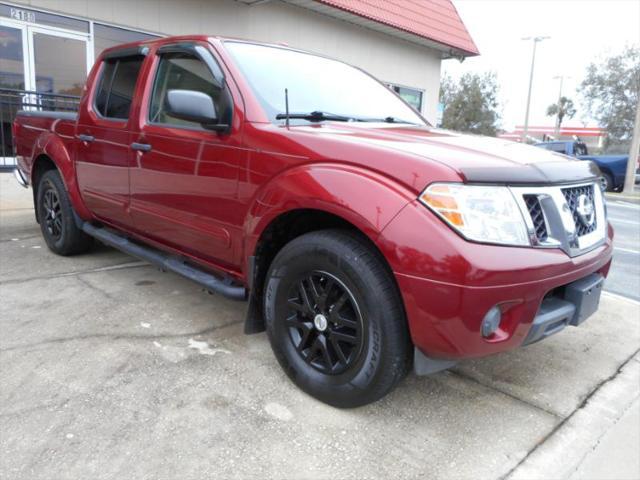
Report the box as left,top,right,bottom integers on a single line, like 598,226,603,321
37,169,92,256
42,187,63,240
286,271,364,375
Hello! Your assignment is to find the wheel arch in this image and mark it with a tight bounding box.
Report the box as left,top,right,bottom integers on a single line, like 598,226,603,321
244,206,406,335
29,135,92,220
31,154,58,223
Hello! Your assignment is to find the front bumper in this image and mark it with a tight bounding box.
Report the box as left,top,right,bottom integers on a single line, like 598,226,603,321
379,200,614,361
521,273,603,345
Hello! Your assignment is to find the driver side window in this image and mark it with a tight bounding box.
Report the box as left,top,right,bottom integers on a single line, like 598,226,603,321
149,52,225,129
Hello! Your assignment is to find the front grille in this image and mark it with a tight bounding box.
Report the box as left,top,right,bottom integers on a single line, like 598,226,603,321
524,195,548,242
511,182,604,257
562,185,597,236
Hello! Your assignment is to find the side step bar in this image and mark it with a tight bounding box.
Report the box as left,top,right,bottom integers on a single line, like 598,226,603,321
81,222,247,301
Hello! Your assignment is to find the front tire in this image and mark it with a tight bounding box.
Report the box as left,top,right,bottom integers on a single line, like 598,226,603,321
600,172,614,192
264,230,411,408
37,169,92,256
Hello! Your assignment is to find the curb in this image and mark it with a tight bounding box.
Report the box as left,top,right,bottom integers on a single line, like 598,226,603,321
506,352,640,480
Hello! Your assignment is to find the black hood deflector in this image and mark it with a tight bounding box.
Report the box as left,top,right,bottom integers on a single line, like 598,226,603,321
460,160,601,185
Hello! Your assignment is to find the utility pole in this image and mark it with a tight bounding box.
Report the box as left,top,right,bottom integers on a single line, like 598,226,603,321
521,36,550,143
552,75,571,137
623,98,640,193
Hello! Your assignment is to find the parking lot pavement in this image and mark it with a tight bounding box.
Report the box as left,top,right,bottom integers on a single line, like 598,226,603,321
605,199,640,302
1,172,639,480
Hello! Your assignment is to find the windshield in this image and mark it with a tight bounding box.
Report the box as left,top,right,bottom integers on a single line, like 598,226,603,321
225,42,427,126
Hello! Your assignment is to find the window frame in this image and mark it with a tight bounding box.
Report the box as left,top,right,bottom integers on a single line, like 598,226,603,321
146,42,232,132
92,47,147,121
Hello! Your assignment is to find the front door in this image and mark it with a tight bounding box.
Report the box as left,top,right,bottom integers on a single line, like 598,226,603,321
129,43,243,268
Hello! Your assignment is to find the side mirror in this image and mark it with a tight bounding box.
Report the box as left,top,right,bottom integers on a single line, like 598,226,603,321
165,89,228,131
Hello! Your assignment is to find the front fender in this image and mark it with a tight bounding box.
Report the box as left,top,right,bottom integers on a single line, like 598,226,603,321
243,163,416,260
30,131,92,219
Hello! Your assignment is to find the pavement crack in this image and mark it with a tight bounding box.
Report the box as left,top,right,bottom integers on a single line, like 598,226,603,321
0,399,74,419
0,319,244,354
75,275,114,300
0,235,40,243
449,369,563,419
0,261,148,286
500,348,640,480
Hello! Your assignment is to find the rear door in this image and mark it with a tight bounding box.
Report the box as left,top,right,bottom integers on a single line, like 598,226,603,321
75,49,146,228
129,42,244,268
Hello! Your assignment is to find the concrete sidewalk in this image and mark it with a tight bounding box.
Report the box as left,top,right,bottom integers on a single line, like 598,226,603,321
1,172,639,480
571,397,640,480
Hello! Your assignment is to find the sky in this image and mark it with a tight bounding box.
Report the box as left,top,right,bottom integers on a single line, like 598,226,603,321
442,0,640,131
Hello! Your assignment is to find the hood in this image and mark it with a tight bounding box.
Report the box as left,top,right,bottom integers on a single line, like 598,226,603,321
293,123,601,185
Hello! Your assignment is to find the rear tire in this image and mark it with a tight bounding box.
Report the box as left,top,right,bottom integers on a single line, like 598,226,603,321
264,229,411,408
37,169,92,256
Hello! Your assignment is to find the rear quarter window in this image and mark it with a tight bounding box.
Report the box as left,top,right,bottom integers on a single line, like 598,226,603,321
94,56,144,119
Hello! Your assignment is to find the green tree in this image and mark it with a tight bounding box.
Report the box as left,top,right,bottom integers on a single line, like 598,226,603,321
439,72,500,136
546,96,576,131
580,45,640,148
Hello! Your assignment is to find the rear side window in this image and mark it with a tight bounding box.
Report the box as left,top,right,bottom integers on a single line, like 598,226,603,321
94,56,144,119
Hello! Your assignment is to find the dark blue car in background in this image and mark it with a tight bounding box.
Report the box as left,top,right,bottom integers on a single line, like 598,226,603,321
535,140,635,191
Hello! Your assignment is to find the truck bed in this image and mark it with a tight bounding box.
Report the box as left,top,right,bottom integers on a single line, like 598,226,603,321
16,110,78,121
14,110,78,174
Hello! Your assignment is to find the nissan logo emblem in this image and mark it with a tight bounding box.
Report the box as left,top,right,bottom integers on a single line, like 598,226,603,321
576,194,595,227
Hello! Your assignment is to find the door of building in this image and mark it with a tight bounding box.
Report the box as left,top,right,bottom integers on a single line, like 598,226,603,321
0,14,91,162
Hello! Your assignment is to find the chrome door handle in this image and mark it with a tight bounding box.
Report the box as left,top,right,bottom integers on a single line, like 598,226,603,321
78,134,94,142
131,142,152,152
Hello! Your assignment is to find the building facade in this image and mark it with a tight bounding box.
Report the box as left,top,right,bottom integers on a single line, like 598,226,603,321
0,0,477,164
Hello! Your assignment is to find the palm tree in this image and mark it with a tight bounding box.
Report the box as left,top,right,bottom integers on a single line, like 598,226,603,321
547,96,577,137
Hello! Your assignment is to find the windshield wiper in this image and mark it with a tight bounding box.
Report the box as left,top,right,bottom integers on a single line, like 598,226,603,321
275,111,357,122
358,116,421,125
274,111,422,126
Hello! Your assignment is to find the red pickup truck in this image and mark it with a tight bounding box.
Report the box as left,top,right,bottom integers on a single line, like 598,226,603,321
13,35,613,407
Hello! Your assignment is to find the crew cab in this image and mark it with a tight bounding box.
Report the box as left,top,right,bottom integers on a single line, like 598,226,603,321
13,36,613,407
534,140,634,192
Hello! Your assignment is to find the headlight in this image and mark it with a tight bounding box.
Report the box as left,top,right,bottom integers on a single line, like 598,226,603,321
418,183,530,246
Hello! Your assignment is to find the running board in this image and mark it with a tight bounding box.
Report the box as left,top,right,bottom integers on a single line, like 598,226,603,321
81,222,247,301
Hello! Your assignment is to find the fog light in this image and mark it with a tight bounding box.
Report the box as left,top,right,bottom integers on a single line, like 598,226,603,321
481,306,502,337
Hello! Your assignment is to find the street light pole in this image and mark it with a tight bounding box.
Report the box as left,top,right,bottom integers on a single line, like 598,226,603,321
552,75,570,137
623,97,640,193
521,36,550,143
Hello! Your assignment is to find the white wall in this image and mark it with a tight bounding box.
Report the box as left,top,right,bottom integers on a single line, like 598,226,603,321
12,0,443,122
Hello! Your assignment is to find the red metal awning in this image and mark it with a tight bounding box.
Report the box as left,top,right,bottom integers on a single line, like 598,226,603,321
310,0,479,56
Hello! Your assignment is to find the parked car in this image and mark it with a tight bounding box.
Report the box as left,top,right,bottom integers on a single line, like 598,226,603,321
13,36,613,407
534,140,631,192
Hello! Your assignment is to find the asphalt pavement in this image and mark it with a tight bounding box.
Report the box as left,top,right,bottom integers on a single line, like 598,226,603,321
605,198,640,302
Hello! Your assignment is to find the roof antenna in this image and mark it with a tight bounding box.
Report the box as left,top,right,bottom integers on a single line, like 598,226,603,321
285,88,290,129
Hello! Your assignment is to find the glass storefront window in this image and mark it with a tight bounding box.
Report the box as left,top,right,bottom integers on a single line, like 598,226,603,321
33,32,86,96
0,24,25,89
94,23,159,58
